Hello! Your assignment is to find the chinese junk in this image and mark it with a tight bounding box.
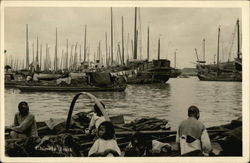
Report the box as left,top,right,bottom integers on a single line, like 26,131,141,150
196,19,242,82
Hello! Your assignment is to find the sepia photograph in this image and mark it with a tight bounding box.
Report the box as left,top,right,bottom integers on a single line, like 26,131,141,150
1,1,249,162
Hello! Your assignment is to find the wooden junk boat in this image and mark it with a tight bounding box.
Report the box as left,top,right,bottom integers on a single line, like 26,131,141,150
13,72,127,92
196,19,242,82
121,59,172,84
5,92,242,157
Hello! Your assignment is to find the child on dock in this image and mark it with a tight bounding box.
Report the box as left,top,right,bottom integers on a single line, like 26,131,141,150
88,121,121,157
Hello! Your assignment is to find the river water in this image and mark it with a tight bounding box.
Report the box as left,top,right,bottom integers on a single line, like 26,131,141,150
4,77,242,130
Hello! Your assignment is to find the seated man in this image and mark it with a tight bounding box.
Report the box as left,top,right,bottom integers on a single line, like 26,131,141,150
7,101,38,139
176,105,212,156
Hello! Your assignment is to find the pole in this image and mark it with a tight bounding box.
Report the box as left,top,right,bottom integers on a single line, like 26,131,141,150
105,32,108,66
84,24,87,62
74,42,78,70
36,37,39,70
133,7,137,59
45,43,48,70
40,44,42,70
195,48,199,62
174,49,177,68
217,27,220,75
55,28,58,71
158,38,160,60
66,39,69,70
147,27,149,61
237,19,240,59
26,24,29,69
122,16,124,65
111,7,113,65
61,49,64,70
79,45,82,63
127,33,130,64
203,38,205,63
32,42,34,63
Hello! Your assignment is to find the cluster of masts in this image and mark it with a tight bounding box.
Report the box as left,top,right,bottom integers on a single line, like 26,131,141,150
195,19,241,66
5,7,165,72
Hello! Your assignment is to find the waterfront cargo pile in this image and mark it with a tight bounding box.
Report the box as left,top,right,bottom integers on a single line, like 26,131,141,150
123,117,170,131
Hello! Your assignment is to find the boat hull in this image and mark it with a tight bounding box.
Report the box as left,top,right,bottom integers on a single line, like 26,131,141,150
124,59,171,84
197,72,242,82
16,85,127,92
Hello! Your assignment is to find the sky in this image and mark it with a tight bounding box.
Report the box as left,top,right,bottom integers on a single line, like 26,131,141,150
4,7,241,68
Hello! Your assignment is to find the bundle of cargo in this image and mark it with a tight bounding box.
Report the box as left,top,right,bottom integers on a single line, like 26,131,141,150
123,117,170,131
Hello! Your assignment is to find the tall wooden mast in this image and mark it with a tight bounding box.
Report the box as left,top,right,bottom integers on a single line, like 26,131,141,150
147,27,149,61
26,24,29,69
133,7,137,59
79,45,82,63
110,7,113,65
32,42,34,63
105,32,108,66
203,38,206,63
40,44,42,70
84,24,87,62
174,49,177,68
36,36,39,70
237,19,240,59
121,16,124,65
158,38,161,60
55,28,58,71
217,27,220,75
66,39,69,70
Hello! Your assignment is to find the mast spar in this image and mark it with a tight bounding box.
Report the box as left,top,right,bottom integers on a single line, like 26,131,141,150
105,32,108,66
40,44,42,70
158,38,160,60
121,16,124,65
174,49,177,69
55,28,58,71
111,7,113,65
237,19,240,59
26,24,29,70
84,24,87,62
147,27,149,61
217,27,221,75
203,38,206,63
133,7,138,59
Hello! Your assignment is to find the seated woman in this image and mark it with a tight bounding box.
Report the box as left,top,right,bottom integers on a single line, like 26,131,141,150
88,121,121,157
86,101,107,135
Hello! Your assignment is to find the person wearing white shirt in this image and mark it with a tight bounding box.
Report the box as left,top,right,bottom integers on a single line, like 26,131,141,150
87,101,106,134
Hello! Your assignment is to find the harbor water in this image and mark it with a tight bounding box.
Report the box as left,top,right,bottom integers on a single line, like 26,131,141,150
5,77,242,130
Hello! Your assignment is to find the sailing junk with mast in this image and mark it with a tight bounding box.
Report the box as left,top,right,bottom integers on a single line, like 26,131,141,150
110,7,172,84
196,19,242,82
